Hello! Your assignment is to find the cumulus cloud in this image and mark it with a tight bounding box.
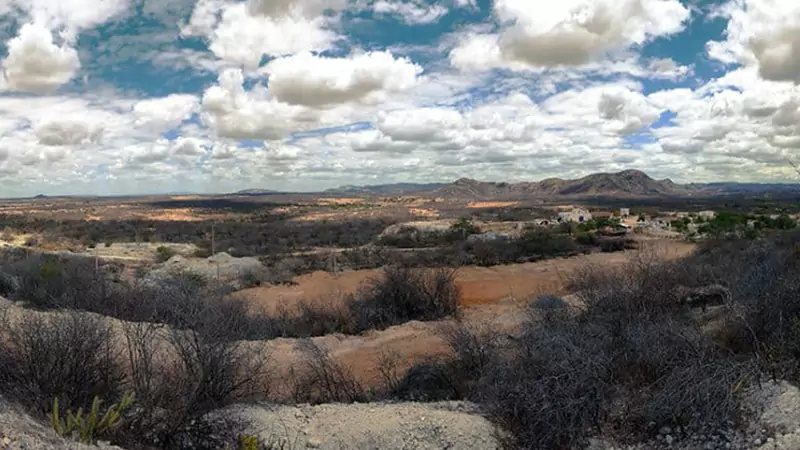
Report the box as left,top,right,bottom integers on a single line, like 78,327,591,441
34,120,103,145
265,51,422,106
133,94,200,132
377,107,464,142
451,0,690,71
183,0,343,68
371,0,449,24
597,88,662,135
201,68,327,139
708,0,800,84
172,137,208,156
8,0,800,195
1,23,81,92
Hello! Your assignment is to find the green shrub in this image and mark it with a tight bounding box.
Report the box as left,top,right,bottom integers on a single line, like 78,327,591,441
156,246,177,263
51,392,134,444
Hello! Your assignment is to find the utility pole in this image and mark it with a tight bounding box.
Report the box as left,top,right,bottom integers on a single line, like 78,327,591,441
211,223,216,257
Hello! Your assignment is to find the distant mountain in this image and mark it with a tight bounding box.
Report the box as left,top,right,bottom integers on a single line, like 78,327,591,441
689,182,800,194
233,188,285,196
325,182,448,195
231,173,800,200
435,170,696,199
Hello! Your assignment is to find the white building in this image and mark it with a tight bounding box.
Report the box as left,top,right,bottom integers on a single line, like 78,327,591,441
557,208,592,223
697,210,716,220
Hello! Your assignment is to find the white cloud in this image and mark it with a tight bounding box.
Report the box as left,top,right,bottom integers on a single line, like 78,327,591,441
708,0,800,84
246,0,347,18
183,0,343,69
34,120,103,145
377,107,464,142
133,94,200,132
172,137,208,156
5,0,131,39
8,0,800,195
597,88,662,135
1,23,81,92
201,68,330,139
371,0,449,24
265,51,423,106
451,0,690,71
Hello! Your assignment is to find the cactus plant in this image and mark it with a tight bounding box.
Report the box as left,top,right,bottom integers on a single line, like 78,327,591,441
51,392,134,444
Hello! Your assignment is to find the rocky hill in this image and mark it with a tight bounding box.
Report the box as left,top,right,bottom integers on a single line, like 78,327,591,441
435,170,696,199
325,182,448,195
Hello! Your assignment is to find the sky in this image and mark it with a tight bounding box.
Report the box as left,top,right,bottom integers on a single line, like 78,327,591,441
1,0,800,196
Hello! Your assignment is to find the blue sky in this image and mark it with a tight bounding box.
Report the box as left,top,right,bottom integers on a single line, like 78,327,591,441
0,0,799,196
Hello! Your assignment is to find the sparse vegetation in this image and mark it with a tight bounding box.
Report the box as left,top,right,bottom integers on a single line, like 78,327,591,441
4,192,800,450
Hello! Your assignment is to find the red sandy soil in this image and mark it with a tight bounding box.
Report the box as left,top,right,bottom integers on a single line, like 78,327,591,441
239,240,697,394
234,240,696,315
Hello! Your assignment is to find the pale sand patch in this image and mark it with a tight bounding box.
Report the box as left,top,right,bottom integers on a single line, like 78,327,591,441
467,201,519,208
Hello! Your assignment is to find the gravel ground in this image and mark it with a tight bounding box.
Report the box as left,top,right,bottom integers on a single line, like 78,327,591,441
223,401,501,450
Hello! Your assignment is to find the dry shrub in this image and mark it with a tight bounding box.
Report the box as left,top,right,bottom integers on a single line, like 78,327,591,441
349,266,460,332
470,249,758,450
117,288,271,449
694,231,800,379
392,358,461,402
253,299,356,339
0,311,124,416
289,340,366,404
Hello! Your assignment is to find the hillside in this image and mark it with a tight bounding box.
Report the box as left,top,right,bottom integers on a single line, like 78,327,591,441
325,182,448,195
435,169,696,199
233,188,285,196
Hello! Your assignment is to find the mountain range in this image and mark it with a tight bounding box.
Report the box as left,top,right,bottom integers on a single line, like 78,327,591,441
433,170,692,199
236,170,800,199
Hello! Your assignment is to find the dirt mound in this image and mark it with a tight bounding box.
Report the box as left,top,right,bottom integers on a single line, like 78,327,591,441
225,401,499,450
145,252,263,285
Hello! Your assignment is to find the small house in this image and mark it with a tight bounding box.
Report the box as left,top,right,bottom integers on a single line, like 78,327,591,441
556,208,592,223
697,210,716,220
652,217,673,229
